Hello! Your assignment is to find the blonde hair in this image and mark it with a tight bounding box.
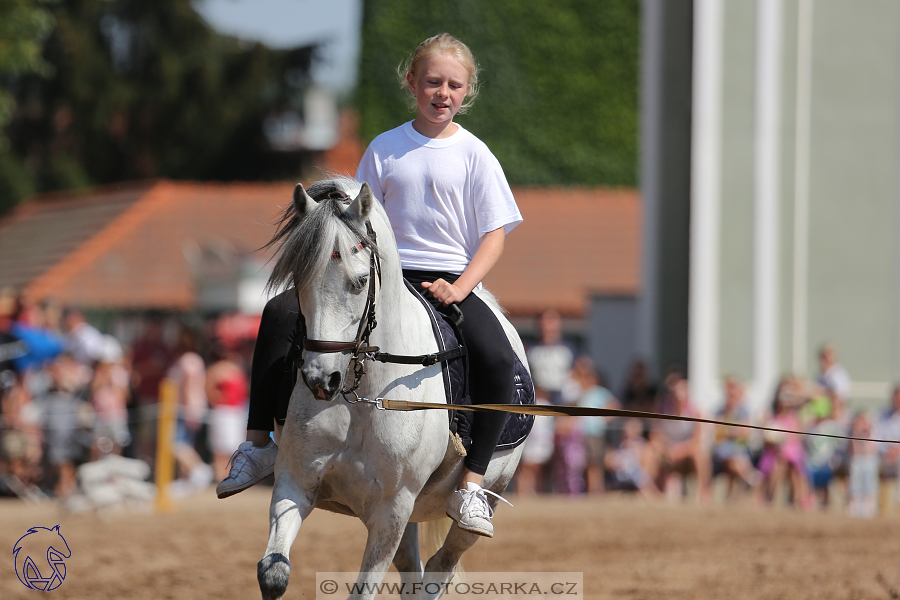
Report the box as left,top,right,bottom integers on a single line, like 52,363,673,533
397,33,480,114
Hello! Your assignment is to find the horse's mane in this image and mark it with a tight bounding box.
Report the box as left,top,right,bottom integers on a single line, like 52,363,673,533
266,176,377,295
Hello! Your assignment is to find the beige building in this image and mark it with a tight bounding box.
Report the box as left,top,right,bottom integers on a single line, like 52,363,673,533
641,0,900,413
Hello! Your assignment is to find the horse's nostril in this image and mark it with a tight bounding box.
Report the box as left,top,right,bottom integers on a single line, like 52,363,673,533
327,371,342,393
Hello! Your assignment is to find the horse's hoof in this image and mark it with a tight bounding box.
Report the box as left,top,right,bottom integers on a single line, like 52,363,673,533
258,553,290,600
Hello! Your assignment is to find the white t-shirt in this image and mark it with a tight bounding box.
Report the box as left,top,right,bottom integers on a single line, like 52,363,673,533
355,121,522,274
527,342,575,393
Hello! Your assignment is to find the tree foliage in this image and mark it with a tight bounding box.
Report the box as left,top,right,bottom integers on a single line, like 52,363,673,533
0,0,316,214
357,0,639,187
0,0,55,133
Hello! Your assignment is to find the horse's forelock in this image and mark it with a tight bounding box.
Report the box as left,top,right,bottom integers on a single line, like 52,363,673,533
266,178,377,295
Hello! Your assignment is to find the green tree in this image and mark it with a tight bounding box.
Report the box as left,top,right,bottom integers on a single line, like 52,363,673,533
0,0,54,133
0,0,317,215
0,0,55,211
357,0,639,187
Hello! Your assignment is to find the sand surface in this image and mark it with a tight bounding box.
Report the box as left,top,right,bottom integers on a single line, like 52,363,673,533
1,487,898,599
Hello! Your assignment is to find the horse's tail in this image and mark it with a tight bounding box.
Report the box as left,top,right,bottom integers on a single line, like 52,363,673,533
420,519,466,578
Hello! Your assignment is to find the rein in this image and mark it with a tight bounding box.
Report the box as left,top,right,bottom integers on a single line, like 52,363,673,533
342,397,900,446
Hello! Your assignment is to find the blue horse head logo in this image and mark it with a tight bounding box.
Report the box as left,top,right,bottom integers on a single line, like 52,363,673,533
13,525,71,591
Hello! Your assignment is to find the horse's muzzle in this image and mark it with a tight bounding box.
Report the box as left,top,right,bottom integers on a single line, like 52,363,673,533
303,368,343,401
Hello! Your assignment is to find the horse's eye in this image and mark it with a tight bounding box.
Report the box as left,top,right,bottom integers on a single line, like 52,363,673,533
352,276,368,292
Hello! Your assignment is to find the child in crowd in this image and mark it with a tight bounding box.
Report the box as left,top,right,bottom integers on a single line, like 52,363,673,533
758,378,810,509
803,393,845,509
847,412,879,518
572,357,619,494
605,418,660,499
711,377,760,498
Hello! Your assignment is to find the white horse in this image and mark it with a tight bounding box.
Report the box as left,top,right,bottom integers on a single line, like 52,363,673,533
257,177,529,600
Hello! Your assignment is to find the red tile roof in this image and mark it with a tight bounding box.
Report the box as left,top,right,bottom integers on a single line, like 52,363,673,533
0,182,152,293
12,180,292,310
485,187,641,317
0,181,640,316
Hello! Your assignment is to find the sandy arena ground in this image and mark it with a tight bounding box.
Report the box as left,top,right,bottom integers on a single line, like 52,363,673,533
1,486,899,599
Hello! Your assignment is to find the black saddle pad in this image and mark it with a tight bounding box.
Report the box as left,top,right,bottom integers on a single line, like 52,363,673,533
404,280,535,451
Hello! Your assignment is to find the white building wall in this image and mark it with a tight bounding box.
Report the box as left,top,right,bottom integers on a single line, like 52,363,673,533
688,0,900,414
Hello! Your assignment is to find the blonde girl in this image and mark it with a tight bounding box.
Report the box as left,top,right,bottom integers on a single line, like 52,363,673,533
218,33,522,539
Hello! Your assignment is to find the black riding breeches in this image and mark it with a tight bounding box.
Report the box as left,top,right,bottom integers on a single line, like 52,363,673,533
403,270,516,476
246,289,300,432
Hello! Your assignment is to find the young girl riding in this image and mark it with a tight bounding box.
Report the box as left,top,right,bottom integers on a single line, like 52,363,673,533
216,33,522,538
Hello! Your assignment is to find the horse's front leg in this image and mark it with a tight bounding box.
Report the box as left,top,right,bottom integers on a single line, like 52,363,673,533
258,472,312,600
392,522,423,588
348,492,416,600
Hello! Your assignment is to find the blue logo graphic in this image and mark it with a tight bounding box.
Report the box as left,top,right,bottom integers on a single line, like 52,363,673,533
13,525,71,591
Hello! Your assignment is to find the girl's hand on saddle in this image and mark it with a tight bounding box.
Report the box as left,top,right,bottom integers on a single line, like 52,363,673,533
421,278,469,305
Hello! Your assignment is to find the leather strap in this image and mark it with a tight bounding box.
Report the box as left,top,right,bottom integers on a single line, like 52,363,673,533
303,339,357,353
372,399,900,445
372,345,467,367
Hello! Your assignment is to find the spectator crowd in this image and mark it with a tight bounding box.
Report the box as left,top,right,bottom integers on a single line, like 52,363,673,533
519,311,900,518
0,291,251,503
2,294,900,520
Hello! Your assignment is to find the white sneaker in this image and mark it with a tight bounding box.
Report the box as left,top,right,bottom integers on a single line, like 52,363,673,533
216,440,278,499
445,482,512,538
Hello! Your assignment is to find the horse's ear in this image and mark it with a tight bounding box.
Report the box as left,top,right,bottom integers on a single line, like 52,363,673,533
346,182,374,223
293,183,317,218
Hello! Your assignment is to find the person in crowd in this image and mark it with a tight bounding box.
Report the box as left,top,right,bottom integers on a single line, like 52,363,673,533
605,417,661,499
816,343,851,408
0,292,25,395
63,307,105,366
3,295,66,374
0,373,43,494
515,387,555,495
874,385,900,508
89,335,132,456
803,391,846,509
847,411,879,518
758,377,811,509
551,410,586,495
129,318,173,465
527,310,575,406
711,377,761,499
571,357,619,494
206,346,249,480
37,355,93,497
649,377,711,503
620,359,658,414
166,327,212,495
